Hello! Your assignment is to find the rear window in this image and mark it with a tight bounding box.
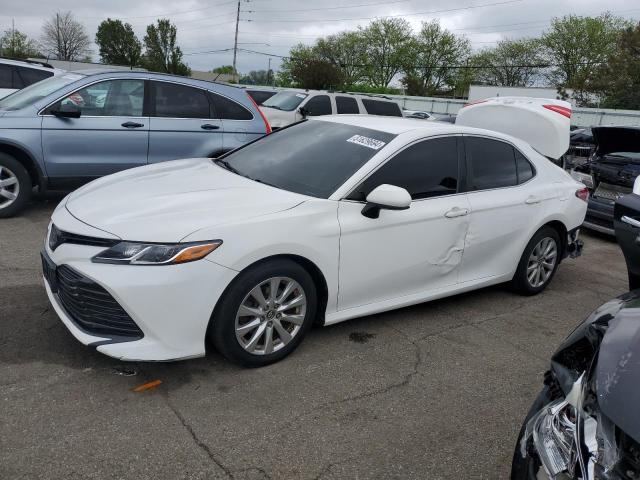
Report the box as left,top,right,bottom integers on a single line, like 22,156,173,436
247,90,276,105
209,93,253,120
219,120,396,198
336,96,359,114
17,67,53,87
0,65,12,89
466,137,518,190
362,99,402,117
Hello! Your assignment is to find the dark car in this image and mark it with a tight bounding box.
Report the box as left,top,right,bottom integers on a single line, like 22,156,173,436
571,126,640,235
511,177,640,479
563,127,595,169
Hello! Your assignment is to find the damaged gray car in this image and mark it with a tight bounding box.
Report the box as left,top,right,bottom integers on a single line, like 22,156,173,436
511,177,640,479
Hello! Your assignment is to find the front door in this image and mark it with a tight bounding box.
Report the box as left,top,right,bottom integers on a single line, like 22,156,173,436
42,78,149,180
337,136,470,311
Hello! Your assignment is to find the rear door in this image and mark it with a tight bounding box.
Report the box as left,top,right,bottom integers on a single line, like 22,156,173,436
615,191,640,290
41,78,149,179
208,91,263,152
459,135,550,282
148,80,223,163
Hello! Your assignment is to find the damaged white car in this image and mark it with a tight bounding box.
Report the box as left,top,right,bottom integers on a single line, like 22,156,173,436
42,99,588,366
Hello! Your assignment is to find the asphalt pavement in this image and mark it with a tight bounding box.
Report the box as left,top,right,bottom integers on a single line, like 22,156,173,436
0,195,629,479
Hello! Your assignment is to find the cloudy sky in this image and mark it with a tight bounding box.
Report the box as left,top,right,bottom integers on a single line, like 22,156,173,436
1,0,639,74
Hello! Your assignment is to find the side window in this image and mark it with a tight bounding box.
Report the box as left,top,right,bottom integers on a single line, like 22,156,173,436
17,67,53,87
348,137,459,201
153,82,210,119
466,137,517,191
362,99,402,117
304,95,331,116
336,96,359,114
248,90,276,105
0,65,12,89
209,93,253,120
515,150,535,184
51,79,145,116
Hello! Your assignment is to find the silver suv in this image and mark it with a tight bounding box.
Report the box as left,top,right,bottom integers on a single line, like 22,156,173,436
0,70,270,217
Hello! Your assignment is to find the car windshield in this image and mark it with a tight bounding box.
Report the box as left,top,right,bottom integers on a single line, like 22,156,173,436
0,73,85,111
216,120,396,198
262,91,308,111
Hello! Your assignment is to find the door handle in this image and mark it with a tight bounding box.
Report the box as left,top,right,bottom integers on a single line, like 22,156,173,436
444,207,469,218
622,215,640,228
525,196,541,205
121,121,144,128
201,124,220,130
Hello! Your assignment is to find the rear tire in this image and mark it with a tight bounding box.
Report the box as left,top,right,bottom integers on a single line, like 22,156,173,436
209,259,317,367
511,226,561,295
0,153,32,218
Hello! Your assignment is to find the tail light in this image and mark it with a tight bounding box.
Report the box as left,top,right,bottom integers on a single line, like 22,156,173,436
246,92,272,134
576,187,589,202
543,104,572,118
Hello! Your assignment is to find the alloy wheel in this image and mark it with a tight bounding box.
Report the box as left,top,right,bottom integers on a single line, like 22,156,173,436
527,237,558,288
0,166,19,210
235,276,307,355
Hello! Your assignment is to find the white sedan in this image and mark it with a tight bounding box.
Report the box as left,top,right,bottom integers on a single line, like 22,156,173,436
42,114,588,366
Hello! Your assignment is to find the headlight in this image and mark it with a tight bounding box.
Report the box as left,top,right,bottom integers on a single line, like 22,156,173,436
92,240,222,265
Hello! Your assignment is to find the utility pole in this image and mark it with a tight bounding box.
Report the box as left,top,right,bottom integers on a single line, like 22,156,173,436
232,0,241,82
267,57,271,86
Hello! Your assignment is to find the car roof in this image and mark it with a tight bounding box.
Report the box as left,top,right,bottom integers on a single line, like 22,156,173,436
313,115,463,135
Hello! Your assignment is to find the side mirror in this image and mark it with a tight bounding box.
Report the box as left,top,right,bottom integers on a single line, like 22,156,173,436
50,106,81,119
361,184,411,219
298,107,309,118
634,176,640,195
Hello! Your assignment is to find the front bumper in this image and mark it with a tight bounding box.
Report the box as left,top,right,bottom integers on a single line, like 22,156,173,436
42,218,238,361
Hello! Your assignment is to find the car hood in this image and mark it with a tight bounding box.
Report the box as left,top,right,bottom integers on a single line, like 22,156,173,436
550,291,640,443
592,127,640,156
65,158,306,242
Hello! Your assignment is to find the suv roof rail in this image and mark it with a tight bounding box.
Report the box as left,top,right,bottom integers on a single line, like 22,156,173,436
0,57,54,69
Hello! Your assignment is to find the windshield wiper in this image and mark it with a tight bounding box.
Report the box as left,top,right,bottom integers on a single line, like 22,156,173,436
214,158,242,175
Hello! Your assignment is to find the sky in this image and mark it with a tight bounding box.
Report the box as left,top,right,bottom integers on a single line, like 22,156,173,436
1,0,639,74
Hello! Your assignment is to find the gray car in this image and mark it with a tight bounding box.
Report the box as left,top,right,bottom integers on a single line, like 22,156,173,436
0,70,270,217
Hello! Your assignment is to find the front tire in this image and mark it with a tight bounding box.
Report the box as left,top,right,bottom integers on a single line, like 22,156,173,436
209,259,317,367
511,227,561,295
0,153,31,218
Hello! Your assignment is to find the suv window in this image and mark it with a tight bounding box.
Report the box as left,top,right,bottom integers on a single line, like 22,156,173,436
466,136,518,190
16,67,53,87
247,90,276,105
304,95,332,116
0,65,12,89
209,93,253,120
348,137,459,201
153,81,210,118
515,149,535,183
362,99,402,117
336,96,359,114
52,79,145,116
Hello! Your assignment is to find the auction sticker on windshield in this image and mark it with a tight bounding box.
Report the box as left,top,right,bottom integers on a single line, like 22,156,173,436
346,135,386,150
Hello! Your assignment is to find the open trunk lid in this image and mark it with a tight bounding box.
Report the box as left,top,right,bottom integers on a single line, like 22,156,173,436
592,126,640,157
456,97,571,159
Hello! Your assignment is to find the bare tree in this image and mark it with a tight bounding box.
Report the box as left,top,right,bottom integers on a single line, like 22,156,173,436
41,11,90,61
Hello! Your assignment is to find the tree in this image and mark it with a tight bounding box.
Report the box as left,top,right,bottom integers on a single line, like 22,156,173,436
542,13,629,106
95,19,141,67
592,22,640,109
142,19,190,76
401,21,470,96
472,38,544,87
281,44,343,89
212,65,235,74
41,11,91,61
360,18,413,88
239,70,272,85
0,28,40,59
315,31,368,86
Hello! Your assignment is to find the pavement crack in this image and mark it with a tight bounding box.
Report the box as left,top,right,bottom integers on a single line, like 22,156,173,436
162,392,235,479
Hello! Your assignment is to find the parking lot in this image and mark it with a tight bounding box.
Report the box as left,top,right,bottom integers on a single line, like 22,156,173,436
0,195,629,480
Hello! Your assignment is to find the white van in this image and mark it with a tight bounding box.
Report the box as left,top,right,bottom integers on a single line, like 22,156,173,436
0,58,65,99
260,90,403,129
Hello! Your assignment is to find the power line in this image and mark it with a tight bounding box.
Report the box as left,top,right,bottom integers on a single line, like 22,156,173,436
250,0,415,14
244,0,524,23
77,1,239,20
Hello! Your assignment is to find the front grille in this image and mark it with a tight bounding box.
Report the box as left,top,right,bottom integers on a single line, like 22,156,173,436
56,265,143,339
49,224,119,252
